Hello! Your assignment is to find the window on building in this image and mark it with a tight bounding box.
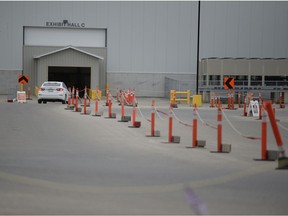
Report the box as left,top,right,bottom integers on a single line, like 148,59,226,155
265,76,288,86
251,76,262,86
209,75,221,86
223,75,248,86
202,75,207,86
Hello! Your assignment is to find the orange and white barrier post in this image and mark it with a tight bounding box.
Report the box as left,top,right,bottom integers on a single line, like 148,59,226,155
83,86,87,114
129,98,141,128
151,100,155,136
258,93,262,120
108,99,112,118
107,91,116,118
210,92,215,108
227,91,231,109
217,96,221,109
105,86,109,106
81,86,91,115
151,100,160,136
243,95,247,116
210,105,231,153
261,107,267,160
132,100,136,126
168,106,173,143
264,101,285,157
68,87,71,105
217,107,222,152
121,92,125,118
95,89,99,113
72,86,75,105
166,105,180,143
116,88,120,102
27,86,31,100
238,92,241,108
65,87,74,110
192,104,198,148
75,88,79,112
279,92,283,108
231,91,234,109
263,100,288,168
119,92,131,122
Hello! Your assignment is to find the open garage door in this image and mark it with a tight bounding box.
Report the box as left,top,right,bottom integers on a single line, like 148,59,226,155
48,66,91,96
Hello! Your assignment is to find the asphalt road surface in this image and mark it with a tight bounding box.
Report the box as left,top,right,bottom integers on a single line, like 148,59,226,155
0,97,288,214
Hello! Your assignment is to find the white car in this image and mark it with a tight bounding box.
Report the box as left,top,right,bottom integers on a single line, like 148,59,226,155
38,81,69,104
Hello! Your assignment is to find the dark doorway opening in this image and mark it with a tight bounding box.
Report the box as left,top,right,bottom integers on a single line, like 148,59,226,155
48,66,91,97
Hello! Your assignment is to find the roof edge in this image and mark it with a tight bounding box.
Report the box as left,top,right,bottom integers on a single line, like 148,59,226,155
34,46,104,60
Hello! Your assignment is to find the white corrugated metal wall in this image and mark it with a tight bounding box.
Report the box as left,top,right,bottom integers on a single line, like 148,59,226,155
200,1,288,58
0,1,288,95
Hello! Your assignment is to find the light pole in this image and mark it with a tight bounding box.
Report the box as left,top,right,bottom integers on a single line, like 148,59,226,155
196,0,201,94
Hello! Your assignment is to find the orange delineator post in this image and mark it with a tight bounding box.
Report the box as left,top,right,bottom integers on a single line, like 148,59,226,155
258,93,262,120
83,86,87,114
243,95,247,116
238,92,241,108
210,96,214,108
121,93,125,117
217,97,221,109
105,87,109,106
68,87,71,105
132,100,136,126
228,91,231,109
151,100,155,137
259,104,262,120
217,106,222,152
261,107,267,160
264,100,286,158
231,91,234,109
168,106,173,143
71,86,75,105
75,88,79,112
280,92,283,108
192,104,197,148
108,99,112,118
210,92,215,108
95,97,99,113
121,101,125,117
27,86,31,100
95,88,99,113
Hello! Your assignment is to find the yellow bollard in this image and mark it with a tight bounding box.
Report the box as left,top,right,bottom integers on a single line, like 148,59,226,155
187,90,190,105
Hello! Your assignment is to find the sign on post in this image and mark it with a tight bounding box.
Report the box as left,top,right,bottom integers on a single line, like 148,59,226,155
224,77,234,90
18,75,29,84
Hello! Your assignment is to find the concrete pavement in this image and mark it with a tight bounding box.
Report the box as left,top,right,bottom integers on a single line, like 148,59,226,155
0,96,288,214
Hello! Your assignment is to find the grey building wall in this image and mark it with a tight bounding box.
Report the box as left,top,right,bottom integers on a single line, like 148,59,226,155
1,1,288,96
108,73,195,97
0,70,22,94
200,1,288,58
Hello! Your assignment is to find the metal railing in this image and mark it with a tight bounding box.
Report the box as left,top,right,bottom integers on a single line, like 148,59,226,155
164,77,196,98
199,80,288,90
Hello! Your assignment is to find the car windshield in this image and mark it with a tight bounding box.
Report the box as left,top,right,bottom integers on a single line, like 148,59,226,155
43,83,61,87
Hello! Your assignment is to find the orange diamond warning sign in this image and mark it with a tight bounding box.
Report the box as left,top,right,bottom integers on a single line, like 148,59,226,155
18,75,29,84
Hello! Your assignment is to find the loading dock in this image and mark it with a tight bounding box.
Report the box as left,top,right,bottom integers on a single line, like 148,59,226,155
48,66,91,96
31,46,105,95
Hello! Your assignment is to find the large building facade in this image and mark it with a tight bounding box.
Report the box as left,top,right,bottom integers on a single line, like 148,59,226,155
1,1,288,97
